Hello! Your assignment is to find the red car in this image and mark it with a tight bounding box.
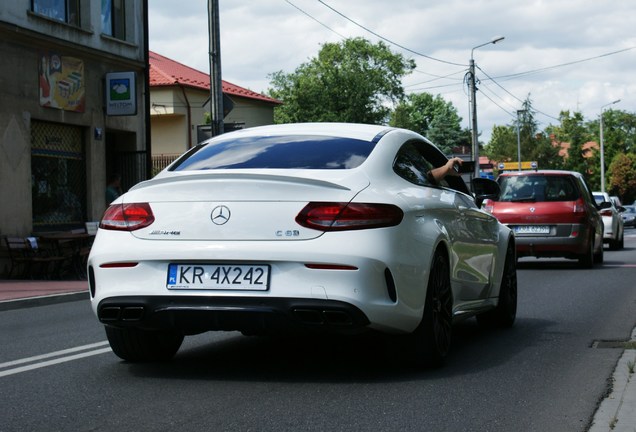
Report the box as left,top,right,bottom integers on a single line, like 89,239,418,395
483,170,608,268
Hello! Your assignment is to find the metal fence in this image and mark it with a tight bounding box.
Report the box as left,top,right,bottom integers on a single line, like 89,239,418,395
151,154,180,176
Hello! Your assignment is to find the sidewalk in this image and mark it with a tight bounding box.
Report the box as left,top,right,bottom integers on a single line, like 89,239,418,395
0,278,634,430
589,326,636,432
0,279,88,311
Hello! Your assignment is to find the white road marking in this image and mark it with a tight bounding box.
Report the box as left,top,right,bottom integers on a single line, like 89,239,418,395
0,341,111,378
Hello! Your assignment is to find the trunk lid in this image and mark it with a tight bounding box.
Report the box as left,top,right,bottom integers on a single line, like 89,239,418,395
122,171,369,241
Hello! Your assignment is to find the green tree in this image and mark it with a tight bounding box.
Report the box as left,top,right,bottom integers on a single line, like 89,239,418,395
586,110,636,192
545,111,593,174
607,153,636,203
484,124,517,163
485,97,560,170
267,38,415,124
389,92,466,154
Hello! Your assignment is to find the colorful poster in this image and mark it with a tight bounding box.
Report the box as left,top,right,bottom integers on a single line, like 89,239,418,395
38,52,86,112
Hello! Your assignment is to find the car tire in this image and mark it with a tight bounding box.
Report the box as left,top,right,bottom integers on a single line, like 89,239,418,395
594,240,604,264
579,234,594,269
105,326,184,362
609,236,619,251
410,250,453,368
477,242,517,328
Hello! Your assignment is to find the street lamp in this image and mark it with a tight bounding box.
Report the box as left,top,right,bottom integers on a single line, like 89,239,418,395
516,109,526,171
469,36,505,179
599,99,620,192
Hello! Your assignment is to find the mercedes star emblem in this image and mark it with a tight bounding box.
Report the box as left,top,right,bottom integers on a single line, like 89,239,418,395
211,205,231,225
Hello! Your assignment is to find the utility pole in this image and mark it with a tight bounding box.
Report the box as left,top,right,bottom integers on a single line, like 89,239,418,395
469,37,505,180
599,99,620,193
208,0,224,137
468,58,479,179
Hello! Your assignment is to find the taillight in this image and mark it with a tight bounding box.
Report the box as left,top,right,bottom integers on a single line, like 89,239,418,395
573,199,586,214
296,202,403,231
100,203,155,231
482,198,494,213
600,209,613,217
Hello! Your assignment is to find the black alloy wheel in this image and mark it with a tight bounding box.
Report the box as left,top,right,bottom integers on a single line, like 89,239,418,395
477,241,517,328
411,250,453,368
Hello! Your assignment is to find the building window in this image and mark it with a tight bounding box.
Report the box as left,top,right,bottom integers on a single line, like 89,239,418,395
32,0,80,26
101,0,126,39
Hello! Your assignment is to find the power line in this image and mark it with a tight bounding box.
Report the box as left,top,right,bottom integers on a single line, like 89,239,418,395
405,68,467,87
284,0,463,81
283,0,347,39
316,0,466,67
477,87,516,118
492,46,635,81
476,64,560,122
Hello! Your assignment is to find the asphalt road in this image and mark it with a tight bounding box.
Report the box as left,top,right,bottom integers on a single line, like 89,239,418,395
2,234,636,432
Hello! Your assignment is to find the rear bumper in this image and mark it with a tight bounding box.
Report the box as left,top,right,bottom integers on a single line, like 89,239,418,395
97,295,371,335
512,224,592,258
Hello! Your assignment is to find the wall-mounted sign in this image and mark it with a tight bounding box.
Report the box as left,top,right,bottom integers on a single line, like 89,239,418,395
39,52,85,112
105,71,137,116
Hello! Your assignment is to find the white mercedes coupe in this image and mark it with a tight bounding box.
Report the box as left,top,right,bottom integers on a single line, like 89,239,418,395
89,123,516,367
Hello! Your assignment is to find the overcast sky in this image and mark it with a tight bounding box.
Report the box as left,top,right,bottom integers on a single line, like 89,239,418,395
148,0,635,143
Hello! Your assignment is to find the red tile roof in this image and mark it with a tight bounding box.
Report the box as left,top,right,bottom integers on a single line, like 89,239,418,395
149,51,281,105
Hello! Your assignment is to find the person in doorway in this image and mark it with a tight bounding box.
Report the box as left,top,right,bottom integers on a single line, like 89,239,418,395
106,173,122,204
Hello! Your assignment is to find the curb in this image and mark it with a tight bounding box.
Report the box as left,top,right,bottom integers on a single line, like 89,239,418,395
0,290,89,312
589,327,636,432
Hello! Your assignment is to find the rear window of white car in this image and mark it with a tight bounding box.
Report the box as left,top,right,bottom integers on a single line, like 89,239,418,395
497,175,579,202
170,135,376,171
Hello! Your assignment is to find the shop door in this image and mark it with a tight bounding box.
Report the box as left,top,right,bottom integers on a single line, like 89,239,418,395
31,121,86,231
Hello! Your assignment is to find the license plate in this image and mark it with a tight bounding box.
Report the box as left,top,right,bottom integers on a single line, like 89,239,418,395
513,225,550,234
167,264,270,290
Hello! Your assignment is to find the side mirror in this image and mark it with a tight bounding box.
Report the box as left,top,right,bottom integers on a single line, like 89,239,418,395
598,201,612,210
472,178,500,207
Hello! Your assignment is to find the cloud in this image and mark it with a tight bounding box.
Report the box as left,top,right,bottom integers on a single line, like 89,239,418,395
149,0,636,143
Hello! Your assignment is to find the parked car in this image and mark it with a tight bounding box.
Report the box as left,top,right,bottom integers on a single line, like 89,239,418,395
483,170,607,268
88,123,517,367
621,205,636,228
593,192,625,250
610,196,623,207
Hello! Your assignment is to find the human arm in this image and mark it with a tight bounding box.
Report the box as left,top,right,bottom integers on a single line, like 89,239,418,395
427,157,463,184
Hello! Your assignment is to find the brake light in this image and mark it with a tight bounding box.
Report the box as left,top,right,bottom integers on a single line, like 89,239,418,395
482,199,494,213
600,209,613,217
573,199,586,214
100,203,155,231
296,202,403,231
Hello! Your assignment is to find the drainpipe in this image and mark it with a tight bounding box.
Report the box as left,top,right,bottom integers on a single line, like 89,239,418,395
143,0,151,179
179,84,192,148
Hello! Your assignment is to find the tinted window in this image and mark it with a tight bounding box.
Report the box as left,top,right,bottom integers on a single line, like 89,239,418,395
393,142,434,186
170,135,375,171
497,175,580,202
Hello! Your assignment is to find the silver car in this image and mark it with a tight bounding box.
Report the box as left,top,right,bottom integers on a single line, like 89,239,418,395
622,205,636,228
593,192,624,249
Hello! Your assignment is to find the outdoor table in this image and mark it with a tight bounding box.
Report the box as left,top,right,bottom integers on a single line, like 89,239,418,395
38,232,95,279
